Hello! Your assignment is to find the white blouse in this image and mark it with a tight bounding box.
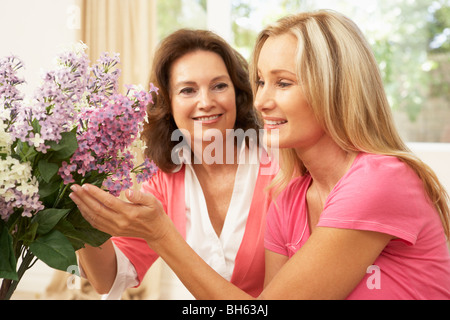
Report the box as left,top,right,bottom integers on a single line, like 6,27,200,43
103,141,260,299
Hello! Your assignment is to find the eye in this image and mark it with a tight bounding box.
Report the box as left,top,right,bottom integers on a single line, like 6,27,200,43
256,79,265,88
179,87,196,95
277,80,293,88
212,82,229,91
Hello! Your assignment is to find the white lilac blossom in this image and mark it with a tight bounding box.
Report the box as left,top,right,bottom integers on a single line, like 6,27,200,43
0,156,44,220
0,56,44,220
0,119,12,155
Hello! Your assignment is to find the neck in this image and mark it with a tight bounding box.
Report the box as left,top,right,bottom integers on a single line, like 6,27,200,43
295,136,358,193
191,139,239,177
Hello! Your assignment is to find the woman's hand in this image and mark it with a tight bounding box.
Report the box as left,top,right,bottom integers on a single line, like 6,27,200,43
69,184,170,242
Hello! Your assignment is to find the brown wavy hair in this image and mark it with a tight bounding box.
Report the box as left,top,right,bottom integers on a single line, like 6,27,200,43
141,29,259,173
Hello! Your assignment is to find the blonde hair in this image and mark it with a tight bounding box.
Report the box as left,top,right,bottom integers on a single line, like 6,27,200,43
250,10,450,240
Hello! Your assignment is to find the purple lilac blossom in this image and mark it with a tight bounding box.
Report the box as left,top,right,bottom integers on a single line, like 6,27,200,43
5,51,90,152
59,85,158,196
0,56,25,126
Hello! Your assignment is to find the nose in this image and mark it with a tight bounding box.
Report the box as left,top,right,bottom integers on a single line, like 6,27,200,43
254,87,275,113
198,89,214,111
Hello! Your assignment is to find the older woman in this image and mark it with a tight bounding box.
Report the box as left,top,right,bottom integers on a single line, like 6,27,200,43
74,29,277,299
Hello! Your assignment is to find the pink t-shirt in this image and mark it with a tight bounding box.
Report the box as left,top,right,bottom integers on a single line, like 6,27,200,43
265,152,450,299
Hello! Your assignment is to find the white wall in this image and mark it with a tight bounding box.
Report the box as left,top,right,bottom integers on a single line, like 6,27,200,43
0,0,80,98
408,143,450,195
207,0,232,42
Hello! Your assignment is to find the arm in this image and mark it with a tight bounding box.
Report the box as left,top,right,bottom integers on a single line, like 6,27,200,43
76,175,165,295
77,239,117,294
260,227,392,299
69,184,392,299
149,219,253,299
69,183,252,299
264,250,288,288
152,225,391,299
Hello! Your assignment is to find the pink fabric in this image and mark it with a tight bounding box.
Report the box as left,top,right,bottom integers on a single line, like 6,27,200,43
265,152,450,299
113,156,278,297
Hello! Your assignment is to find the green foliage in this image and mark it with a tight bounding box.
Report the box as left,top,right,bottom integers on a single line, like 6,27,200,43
29,230,77,271
428,1,450,54
0,130,110,284
0,222,17,281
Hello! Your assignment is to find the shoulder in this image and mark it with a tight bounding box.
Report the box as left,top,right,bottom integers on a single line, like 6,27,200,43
277,174,311,207
350,152,418,180
321,153,432,244
265,174,311,256
337,152,425,199
141,166,186,206
266,174,311,230
348,152,404,176
142,166,185,191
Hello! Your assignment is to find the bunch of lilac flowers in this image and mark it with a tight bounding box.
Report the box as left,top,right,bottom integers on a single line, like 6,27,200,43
1,45,158,221
0,45,159,300
1,49,90,222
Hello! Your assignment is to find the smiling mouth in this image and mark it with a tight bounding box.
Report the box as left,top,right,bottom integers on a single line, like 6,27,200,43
265,119,288,126
193,114,222,121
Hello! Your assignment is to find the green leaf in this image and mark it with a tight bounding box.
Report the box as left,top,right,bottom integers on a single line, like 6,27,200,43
38,180,61,198
0,223,18,281
32,208,71,235
38,159,59,183
31,118,41,133
29,230,77,271
56,210,110,251
17,221,39,245
15,140,38,162
47,130,78,159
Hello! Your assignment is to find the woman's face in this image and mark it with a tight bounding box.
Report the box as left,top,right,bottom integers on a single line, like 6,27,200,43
169,50,236,145
254,33,324,152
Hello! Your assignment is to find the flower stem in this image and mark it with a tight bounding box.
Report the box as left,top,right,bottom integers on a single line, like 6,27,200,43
0,249,35,300
53,181,71,208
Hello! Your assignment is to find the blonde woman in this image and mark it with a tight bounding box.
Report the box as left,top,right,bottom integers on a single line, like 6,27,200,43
70,10,450,299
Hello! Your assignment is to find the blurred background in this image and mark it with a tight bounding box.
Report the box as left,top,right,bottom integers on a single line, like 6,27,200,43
1,0,449,299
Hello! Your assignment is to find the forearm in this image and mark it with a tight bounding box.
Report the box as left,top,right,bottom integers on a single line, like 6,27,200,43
77,239,117,294
147,219,253,300
70,184,249,298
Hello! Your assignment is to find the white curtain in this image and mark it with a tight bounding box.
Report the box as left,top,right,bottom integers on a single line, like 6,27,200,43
81,0,157,92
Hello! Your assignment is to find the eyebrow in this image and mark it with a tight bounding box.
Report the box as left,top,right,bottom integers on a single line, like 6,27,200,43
258,69,297,76
172,75,231,90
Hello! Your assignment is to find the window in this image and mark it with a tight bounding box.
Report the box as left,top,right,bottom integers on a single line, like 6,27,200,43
157,0,207,39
